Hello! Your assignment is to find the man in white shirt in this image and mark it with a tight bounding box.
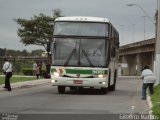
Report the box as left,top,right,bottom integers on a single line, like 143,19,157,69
141,66,156,100
2,58,12,91
33,62,37,77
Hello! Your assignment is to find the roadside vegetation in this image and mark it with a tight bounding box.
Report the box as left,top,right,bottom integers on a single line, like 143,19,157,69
0,76,36,85
151,84,160,119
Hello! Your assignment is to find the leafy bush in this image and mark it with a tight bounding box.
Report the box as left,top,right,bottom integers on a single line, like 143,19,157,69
22,68,46,76
22,68,33,76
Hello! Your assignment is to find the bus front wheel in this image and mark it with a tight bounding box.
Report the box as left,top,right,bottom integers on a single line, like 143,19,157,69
109,85,115,91
101,88,108,94
58,86,65,94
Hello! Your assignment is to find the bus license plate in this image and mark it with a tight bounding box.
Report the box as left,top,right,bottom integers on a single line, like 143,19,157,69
73,80,83,84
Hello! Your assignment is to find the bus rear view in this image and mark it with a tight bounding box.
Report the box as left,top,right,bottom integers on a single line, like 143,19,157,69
50,16,119,94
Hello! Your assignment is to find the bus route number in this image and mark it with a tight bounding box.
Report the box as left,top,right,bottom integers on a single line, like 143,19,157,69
92,70,105,75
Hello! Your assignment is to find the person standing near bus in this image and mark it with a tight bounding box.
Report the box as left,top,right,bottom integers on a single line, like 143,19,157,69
36,65,40,79
141,66,156,100
2,58,13,91
33,61,37,77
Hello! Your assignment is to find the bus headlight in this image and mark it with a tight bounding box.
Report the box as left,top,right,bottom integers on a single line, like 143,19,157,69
99,81,106,85
102,82,106,85
98,74,104,78
53,72,60,77
51,80,57,83
97,74,107,78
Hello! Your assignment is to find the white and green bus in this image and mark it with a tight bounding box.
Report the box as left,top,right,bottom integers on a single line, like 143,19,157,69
50,16,119,94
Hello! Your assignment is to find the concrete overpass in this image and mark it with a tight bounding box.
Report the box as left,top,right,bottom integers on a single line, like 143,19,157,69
119,38,155,76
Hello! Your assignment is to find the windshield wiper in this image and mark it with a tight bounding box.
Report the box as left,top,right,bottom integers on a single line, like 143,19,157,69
64,49,76,66
64,43,77,66
82,49,94,67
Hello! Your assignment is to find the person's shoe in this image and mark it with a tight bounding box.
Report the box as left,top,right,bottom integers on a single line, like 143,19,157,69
8,89,11,91
141,97,146,100
3,87,8,90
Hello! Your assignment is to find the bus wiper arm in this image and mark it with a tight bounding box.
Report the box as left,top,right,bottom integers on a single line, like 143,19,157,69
82,49,94,67
64,49,76,66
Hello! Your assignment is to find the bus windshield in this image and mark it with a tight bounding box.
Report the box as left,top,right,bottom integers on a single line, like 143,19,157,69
53,38,108,67
54,22,108,37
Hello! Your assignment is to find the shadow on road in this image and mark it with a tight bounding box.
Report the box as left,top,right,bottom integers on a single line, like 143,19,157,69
59,88,110,95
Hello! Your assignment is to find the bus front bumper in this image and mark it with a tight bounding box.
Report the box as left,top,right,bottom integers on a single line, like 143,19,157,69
51,77,108,88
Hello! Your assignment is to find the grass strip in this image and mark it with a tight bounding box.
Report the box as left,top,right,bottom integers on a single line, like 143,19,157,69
151,84,160,119
0,76,36,85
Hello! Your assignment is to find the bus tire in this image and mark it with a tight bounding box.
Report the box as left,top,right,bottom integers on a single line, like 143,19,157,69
109,69,117,91
112,69,117,91
108,69,111,91
109,85,115,91
101,88,108,94
58,86,65,94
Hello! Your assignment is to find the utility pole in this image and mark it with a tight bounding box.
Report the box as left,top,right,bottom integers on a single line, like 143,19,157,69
155,0,160,85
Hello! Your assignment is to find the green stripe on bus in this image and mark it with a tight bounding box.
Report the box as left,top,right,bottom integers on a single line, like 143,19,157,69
50,68,56,73
105,71,108,74
66,69,92,74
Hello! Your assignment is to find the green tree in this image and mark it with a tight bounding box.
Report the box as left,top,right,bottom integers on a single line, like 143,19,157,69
14,9,62,51
0,48,6,56
31,49,45,56
4,49,30,56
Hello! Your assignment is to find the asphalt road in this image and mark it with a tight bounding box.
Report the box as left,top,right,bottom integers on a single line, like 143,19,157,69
0,77,150,120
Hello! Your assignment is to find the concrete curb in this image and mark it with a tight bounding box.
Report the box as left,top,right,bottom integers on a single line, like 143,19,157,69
118,76,141,78
0,79,51,92
147,95,153,114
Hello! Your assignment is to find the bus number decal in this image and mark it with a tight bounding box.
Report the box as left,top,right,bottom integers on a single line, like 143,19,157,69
92,70,105,75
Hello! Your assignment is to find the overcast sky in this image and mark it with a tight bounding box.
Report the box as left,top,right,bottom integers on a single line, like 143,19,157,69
0,0,157,51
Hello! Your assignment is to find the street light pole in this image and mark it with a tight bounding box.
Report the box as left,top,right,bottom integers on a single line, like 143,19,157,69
120,25,124,45
132,24,135,42
127,2,159,84
155,0,160,85
142,16,146,41
127,4,155,25
127,3,155,42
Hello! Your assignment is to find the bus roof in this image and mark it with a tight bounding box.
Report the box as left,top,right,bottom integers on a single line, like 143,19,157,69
55,16,110,23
